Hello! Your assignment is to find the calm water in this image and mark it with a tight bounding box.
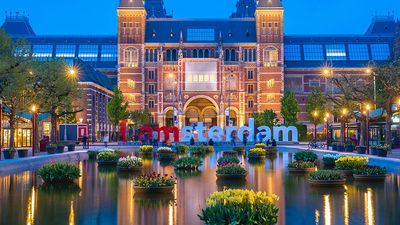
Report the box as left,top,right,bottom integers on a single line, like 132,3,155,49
0,148,400,225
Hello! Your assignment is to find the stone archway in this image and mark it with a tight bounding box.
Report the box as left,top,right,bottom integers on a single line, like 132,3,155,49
184,96,219,128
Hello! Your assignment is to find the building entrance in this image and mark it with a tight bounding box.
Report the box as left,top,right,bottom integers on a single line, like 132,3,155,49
184,98,218,128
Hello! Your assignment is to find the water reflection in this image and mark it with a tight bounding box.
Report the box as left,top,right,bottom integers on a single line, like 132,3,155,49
0,150,399,225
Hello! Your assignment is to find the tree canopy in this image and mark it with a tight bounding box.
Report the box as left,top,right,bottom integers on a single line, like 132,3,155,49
107,87,128,127
305,89,327,126
281,91,299,125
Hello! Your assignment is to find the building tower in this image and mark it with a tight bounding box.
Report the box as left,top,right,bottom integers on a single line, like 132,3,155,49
231,0,256,18
145,0,169,18
118,0,147,111
255,0,284,114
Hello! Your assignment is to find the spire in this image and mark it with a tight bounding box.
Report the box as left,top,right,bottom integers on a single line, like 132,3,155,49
231,0,256,18
119,0,144,8
257,0,282,8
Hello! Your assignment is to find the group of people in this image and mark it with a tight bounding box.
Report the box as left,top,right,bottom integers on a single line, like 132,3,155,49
139,130,159,146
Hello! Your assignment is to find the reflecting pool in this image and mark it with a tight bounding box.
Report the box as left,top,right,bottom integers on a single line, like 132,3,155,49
0,148,399,225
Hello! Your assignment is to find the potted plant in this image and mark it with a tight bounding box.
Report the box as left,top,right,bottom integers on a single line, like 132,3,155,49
46,144,57,154
308,170,345,186
56,144,65,153
3,148,16,159
175,144,189,154
133,173,176,194
288,161,316,172
87,150,98,160
371,145,379,155
173,157,203,170
67,143,76,152
190,146,209,156
37,163,81,183
353,165,387,181
117,156,143,172
331,142,338,151
216,164,247,179
233,147,245,154
376,144,390,157
345,141,355,152
217,156,240,166
294,151,318,162
138,145,153,156
17,148,29,158
248,148,266,159
97,151,120,166
322,154,341,168
157,147,175,159
266,146,277,155
337,144,345,152
199,189,279,225
335,156,368,176
223,150,238,157
255,143,266,149
356,146,367,154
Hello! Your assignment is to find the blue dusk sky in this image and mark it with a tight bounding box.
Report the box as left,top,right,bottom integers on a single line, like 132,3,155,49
0,0,399,35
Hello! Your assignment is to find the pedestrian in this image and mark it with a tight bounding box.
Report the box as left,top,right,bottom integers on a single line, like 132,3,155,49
243,132,248,146
231,131,236,146
266,139,271,146
257,132,263,143
103,134,109,147
82,135,87,149
272,139,277,147
152,130,158,146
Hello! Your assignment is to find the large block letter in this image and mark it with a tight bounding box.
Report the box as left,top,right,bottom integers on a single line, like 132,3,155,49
182,126,194,142
257,126,272,142
208,126,224,142
273,126,298,142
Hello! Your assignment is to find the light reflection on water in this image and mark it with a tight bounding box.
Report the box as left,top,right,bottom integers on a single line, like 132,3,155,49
0,149,399,225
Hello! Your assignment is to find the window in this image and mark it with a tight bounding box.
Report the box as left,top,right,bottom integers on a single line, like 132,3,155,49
247,70,254,80
309,80,320,87
56,45,76,58
230,50,236,61
148,70,156,80
148,100,155,109
224,49,237,62
166,49,178,61
248,100,254,108
247,84,254,93
78,45,98,61
266,79,275,89
127,79,135,88
187,28,215,41
263,48,278,67
348,44,369,61
284,45,301,61
224,49,230,61
303,45,323,61
326,44,346,61
101,45,117,61
148,84,155,94
145,49,158,62
371,44,391,60
32,45,53,59
125,47,138,67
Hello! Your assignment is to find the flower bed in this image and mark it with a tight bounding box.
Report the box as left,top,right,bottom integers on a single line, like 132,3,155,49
198,189,279,225
308,170,345,186
248,148,266,159
335,156,368,175
38,163,81,183
294,151,318,162
217,156,240,166
266,146,277,155
216,164,247,179
157,147,175,159
175,144,189,154
222,150,238,157
233,147,245,154
46,144,57,154
97,151,120,166
117,156,143,171
139,145,153,155
322,154,341,168
190,146,210,156
372,144,390,157
173,157,202,170
255,143,266,149
133,173,176,194
353,165,387,180
288,161,315,172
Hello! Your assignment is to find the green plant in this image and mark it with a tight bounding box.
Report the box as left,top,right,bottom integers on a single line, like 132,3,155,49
217,156,240,166
222,150,238,157
198,189,279,225
157,147,173,153
233,147,245,152
216,165,247,175
294,151,318,162
47,144,57,149
335,156,368,170
255,143,266,149
322,154,341,167
373,144,391,152
97,151,120,162
87,150,98,159
3,148,16,153
288,161,315,169
117,156,142,168
309,170,344,181
139,145,153,154
37,163,81,183
175,144,189,154
173,157,203,170
133,173,176,187
248,148,266,157
354,165,387,176
190,146,209,155
345,141,355,147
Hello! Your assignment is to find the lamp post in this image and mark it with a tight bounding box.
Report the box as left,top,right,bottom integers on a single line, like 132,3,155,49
323,67,335,123
168,73,178,127
365,104,370,154
0,99,2,160
325,112,330,150
366,65,376,109
31,105,38,157
342,108,348,144
226,69,232,127
313,111,318,141
64,68,77,141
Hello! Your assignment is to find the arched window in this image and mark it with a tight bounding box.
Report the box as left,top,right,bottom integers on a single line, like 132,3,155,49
193,49,198,58
243,49,248,62
172,49,177,61
204,49,209,58
263,47,278,67
166,49,172,61
230,49,236,61
224,49,230,61
199,49,204,58
125,47,138,67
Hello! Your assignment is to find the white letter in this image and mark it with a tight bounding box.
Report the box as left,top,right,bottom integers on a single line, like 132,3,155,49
273,126,298,142
238,118,255,142
225,126,238,141
195,122,207,142
208,126,223,142
257,126,272,142
182,126,193,142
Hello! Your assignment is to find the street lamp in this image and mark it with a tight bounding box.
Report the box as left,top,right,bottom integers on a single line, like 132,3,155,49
366,67,376,109
325,112,330,150
365,104,371,154
79,118,83,124
31,105,38,157
227,69,232,127
313,111,318,141
342,108,348,143
64,67,78,141
168,73,178,126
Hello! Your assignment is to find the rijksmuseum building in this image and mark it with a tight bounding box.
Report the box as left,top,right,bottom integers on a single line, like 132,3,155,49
1,0,399,141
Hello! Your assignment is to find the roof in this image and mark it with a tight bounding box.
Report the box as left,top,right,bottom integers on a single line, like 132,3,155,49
365,16,397,35
145,19,256,43
1,14,35,37
119,0,144,9
74,59,113,91
257,0,282,8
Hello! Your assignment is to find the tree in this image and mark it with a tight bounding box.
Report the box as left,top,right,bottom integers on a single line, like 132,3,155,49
252,110,278,128
0,30,33,148
33,59,81,143
306,89,327,126
281,91,299,125
129,110,151,128
107,88,128,140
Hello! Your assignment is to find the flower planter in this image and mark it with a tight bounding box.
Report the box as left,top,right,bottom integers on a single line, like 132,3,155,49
216,174,247,180
332,144,337,151
158,153,176,159
97,161,118,167
353,174,386,181
17,149,29,158
337,145,344,152
339,170,354,177
222,150,238,157
233,147,245,155
266,147,277,155
345,145,354,152
56,146,65,153
133,186,174,194
3,151,15,159
308,179,346,186
117,166,142,172
247,155,266,160
67,145,75,152
377,149,388,157
371,147,379,156
356,146,366,154
288,167,316,173
47,147,56,154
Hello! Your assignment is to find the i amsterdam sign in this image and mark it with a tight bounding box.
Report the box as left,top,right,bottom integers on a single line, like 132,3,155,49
140,118,299,143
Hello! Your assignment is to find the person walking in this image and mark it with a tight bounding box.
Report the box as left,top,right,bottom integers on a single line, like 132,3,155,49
152,130,158,146
82,135,87,149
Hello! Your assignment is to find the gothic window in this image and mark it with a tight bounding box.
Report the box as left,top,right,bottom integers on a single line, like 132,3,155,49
125,47,138,67
204,49,209,58
224,49,230,61
193,49,198,58
199,49,204,58
230,49,236,61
